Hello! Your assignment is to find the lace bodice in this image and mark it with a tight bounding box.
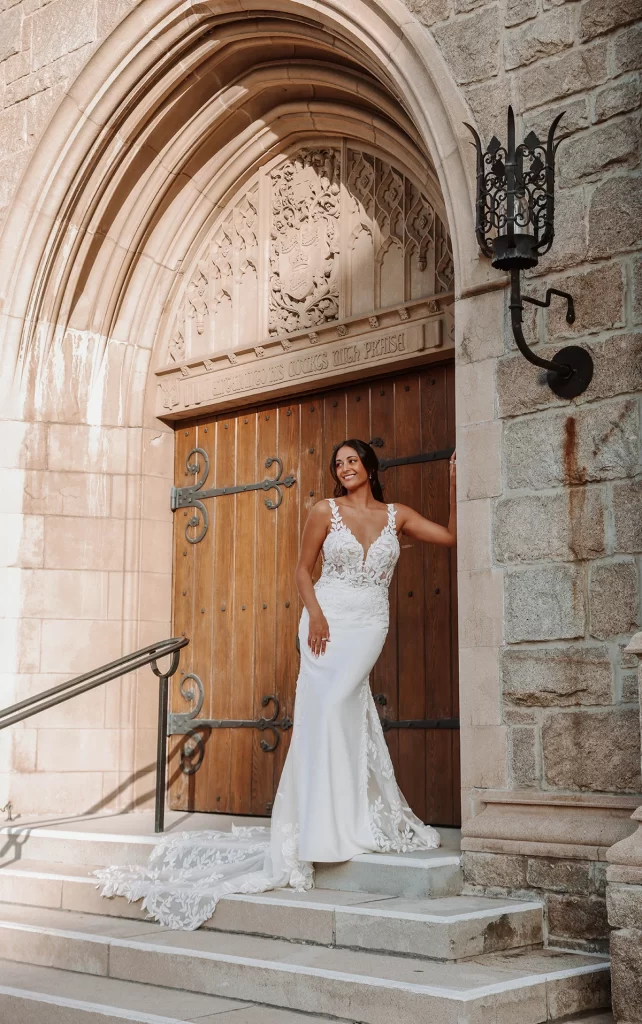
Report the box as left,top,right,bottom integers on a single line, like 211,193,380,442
319,498,399,590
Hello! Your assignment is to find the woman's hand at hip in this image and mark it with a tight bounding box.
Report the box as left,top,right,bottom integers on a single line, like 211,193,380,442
308,611,331,657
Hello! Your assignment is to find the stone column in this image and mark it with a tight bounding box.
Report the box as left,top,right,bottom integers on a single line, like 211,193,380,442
606,630,642,1023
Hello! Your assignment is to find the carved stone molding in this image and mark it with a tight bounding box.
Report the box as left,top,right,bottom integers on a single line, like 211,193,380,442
163,142,452,367
155,295,450,418
462,789,641,861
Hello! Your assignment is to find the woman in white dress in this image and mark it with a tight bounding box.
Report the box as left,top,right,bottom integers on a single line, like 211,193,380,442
97,439,457,930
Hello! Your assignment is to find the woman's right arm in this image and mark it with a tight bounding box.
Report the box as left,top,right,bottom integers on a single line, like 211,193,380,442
295,501,331,657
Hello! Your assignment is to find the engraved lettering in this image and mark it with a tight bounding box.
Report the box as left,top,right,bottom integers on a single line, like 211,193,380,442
332,345,361,368
364,331,406,361
287,353,329,378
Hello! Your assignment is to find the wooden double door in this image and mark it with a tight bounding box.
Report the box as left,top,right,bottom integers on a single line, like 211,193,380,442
169,362,459,826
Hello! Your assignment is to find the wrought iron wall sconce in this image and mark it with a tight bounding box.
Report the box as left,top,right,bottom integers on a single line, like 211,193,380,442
465,106,594,398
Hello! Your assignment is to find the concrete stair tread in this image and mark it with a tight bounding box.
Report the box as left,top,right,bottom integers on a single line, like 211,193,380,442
0,960,333,1023
0,905,610,1022
0,857,543,958
0,858,93,881
0,855,529,914
0,817,464,899
0,903,608,989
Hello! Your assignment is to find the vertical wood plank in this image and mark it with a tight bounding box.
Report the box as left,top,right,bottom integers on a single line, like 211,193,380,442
322,390,347,499
209,413,236,813
345,382,370,443
369,379,400,769
393,371,426,818
229,410,257,814
168,423,197,810
298,397,324,583
421,367,452,825
273,401,300,787
251,404,278,815
189,419,218,812
446,362,460,826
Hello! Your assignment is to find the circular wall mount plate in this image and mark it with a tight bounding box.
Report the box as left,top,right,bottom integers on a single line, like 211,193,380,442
547,345,594,399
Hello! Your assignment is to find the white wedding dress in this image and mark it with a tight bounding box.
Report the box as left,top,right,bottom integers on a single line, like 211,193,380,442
96,499,440,929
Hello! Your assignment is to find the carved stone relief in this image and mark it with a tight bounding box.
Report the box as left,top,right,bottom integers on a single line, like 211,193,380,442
269,149,341,336
168,143,451,363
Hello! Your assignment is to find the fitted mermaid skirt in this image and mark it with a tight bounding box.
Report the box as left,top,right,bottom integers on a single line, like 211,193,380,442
96,503,440,930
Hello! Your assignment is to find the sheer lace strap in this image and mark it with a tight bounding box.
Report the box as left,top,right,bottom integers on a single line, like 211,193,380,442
327,497,343,531
387,503,397,532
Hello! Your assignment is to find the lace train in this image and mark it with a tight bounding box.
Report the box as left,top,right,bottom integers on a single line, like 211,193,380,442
96,499,440,930
95,684,438,930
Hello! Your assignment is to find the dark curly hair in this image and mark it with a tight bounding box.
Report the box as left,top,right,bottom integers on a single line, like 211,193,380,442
330,439,384,502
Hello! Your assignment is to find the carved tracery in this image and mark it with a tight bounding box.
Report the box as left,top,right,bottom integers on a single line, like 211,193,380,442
170,143,451,361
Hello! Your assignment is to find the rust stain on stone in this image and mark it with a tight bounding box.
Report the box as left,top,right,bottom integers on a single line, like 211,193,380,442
564,416,587,561
563,416,586,485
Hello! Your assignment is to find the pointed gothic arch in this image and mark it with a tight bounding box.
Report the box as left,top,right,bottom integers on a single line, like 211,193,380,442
0,0,484,817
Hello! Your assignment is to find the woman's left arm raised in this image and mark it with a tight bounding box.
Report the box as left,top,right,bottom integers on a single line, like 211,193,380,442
395,451,457,548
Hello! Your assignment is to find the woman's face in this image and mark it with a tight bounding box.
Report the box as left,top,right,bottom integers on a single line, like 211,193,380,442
334,446,368,492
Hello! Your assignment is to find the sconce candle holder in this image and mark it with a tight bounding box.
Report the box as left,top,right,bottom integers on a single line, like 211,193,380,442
465,106,593,398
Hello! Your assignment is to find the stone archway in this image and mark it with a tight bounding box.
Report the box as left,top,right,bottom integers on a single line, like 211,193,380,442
0,0,483,816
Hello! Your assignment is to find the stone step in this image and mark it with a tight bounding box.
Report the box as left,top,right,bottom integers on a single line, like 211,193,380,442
0,858,543,959
316,843,463,899
0,962,615,1024
0,960,336,1024
0,904,611,1024
0,817,464,899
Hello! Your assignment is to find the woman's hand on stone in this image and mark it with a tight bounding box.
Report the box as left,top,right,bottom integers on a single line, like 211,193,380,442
308,611,331,657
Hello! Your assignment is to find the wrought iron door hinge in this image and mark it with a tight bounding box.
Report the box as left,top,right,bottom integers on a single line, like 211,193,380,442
373,693,459,732
167,673,292,774
171,448,296,544
369,438,454,470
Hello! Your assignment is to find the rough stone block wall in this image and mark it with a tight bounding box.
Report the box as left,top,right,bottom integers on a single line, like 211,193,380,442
407,0,642,948
464,849,610,950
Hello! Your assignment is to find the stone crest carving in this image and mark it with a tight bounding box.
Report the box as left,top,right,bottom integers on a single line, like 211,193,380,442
269,149,341,336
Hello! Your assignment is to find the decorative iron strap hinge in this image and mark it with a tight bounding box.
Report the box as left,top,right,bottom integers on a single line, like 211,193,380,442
171,448,296,544
374,694,459,732
167,673,292,774
369,438,455,470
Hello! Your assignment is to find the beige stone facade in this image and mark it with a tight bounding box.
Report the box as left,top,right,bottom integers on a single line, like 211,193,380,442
0,0,640,981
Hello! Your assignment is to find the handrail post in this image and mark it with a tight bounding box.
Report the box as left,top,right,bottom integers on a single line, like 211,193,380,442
0,635,188,835
155,674,169,834
150,647,182,834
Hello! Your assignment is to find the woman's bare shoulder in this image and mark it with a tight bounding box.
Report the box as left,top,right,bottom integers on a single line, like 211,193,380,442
308,499,332,520
390,502,415,524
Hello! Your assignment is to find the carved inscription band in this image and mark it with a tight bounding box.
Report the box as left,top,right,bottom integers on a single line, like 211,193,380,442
169,323,431,413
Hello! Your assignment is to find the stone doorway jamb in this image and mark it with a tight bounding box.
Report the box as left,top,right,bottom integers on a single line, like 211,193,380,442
607,630,642,1023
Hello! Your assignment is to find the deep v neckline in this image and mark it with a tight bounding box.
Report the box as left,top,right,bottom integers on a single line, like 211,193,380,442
331,500,393,564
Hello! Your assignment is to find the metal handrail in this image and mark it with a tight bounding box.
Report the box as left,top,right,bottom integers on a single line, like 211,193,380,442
0,636,189,833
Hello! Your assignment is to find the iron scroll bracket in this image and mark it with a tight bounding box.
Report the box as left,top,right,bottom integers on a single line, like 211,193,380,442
171,448,296,544
374,693,459,733
509,268,593,399
167,673,293,775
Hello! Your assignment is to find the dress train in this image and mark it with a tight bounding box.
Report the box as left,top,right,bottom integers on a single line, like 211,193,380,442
96,500,440,930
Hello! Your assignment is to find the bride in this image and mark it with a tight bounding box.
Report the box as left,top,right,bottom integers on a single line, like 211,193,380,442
97,439,457,930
